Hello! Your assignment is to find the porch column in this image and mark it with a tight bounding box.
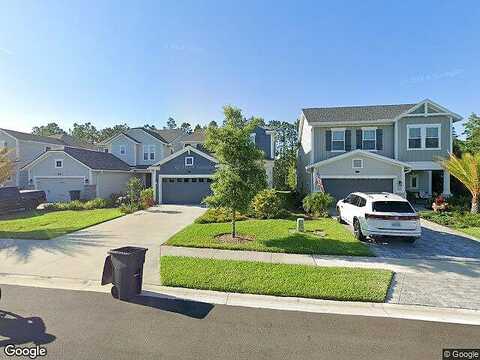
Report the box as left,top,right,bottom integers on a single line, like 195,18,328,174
151,170,158,204
427,171,432,196
442,170,451,197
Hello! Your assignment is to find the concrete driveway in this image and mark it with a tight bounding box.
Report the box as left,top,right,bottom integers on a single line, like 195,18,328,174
0,205,206,286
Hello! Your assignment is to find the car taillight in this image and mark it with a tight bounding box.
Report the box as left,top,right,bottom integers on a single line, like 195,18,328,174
365,214,419,220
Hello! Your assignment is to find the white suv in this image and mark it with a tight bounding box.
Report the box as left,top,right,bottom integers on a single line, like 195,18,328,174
336,192,421,243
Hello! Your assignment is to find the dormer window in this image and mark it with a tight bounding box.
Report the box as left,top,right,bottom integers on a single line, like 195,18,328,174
185,156,194,167
120,145,126,155
55,159,63,168
331,129,345,151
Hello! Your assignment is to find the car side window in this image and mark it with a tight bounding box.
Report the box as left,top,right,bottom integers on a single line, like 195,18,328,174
345,194,354,204
357,196,366,207
349,195,359,207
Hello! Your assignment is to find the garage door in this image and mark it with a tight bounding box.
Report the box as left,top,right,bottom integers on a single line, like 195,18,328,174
322,178,393,201
161,177,213,204
36,177,85,202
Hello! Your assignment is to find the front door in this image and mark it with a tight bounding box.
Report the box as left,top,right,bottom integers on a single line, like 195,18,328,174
145,173,152,188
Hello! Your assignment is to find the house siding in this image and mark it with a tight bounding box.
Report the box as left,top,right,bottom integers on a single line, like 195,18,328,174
109,135,136,166
252,127,273,160
28,153,90,180
125,129,166,166
297,114,312,194
157,151,216,176
397,115,451,162
313,124,394,163
94,171,132,198
316,154,402,178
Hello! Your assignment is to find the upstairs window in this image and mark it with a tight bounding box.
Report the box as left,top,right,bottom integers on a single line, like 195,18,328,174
185,156,194,167
425,126,440,148
362,129,376,150
408,127,422,149
119,145,126,155
331,129,345,151
143,145,155,161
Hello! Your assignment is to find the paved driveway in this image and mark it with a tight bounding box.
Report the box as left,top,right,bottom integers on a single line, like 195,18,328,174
0,205,205,286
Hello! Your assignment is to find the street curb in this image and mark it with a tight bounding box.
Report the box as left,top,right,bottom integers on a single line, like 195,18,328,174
1,274,479,326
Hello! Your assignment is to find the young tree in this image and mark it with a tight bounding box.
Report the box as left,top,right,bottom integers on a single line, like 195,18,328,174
462,113,480,153
166,117,177,129
439,153,480,213
180,122,192,134
70,122,100,144
0,148,14,185
32,123,66,137
204,106,267,237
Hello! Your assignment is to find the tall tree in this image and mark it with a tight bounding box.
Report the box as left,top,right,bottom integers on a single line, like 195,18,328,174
98,124,130,142
193,124,202,132
204,106,267,237
69,122,100,144
269,120,298,190
462,113,480,153
247,116,266,127
208,120,218,128
180,122,193,134
32,123,66,137
166,117,177,129
439,153,480,213
0,148,14,185
144,124,157,130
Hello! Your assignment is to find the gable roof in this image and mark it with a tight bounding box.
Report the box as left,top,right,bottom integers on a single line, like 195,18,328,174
306,149,411,170
302,104,416,124
148,145,218,169
151,128,185,143
22,147,131,171
0,128,67,145
98,132,141,145
48,133,98,150
182,129,206,143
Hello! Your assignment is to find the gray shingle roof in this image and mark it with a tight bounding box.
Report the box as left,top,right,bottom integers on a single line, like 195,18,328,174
48,133,98,150
182,129,206,143
152,128,185,143
302,103,416,123
1,128,67,145
63,147,131,171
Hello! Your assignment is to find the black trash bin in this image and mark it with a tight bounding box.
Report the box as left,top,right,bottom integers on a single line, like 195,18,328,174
69,190,81,201
101,246,148,300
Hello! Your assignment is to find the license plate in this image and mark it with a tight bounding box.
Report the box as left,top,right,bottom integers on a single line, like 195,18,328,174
391,222,401,227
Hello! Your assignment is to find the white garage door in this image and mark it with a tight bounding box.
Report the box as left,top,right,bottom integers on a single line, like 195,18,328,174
36,177,85,202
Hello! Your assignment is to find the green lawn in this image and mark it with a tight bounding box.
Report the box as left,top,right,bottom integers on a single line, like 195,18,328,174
419,210,480,240
161,256,393,302
0,209,124,239
454,227,480,239
166,218,373,256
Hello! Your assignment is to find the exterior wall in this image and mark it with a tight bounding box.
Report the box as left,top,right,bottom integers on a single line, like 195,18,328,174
157,151,216,175
316,154,402,178
397,115,451,162
109,135,137,166
93,171,132,199
28,152,90,181
313,124,394,162
252,127,273,160
126,129,166,166
297,114,312,194
405,170,430,195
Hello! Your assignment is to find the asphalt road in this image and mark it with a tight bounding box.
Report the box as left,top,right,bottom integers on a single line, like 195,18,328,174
0,285,478,360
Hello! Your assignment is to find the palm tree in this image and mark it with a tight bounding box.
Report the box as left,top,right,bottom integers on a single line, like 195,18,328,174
439,153,480,213
0,148,14,185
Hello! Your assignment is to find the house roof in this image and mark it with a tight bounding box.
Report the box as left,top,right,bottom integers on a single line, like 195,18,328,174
62,147,131,171
0,128,67,145
149,145,218,169
98,132,141,145
302,104,417,124
182,129,206,143
151,128,185,143
48,133,98,150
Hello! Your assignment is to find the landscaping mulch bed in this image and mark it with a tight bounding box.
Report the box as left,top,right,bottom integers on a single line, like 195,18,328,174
215,233,255,244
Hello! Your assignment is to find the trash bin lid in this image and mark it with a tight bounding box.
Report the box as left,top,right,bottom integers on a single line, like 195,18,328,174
108,246,148,256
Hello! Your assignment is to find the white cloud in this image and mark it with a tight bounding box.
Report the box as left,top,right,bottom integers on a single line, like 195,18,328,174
0,47,13,56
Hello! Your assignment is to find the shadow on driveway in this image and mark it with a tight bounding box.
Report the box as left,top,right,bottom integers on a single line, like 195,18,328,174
0,310,56,347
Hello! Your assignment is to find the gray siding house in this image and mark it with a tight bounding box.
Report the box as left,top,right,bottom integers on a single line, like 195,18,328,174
297,99,462,200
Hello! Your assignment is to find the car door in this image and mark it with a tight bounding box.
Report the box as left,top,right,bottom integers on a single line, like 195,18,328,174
341,194,357,224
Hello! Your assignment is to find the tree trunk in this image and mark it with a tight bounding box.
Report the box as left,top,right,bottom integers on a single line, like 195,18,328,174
472,194,479,214
232,209,236,238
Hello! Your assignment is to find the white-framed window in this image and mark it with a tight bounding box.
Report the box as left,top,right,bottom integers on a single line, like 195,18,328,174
104,148,109,153
352,158,363,169
143,145,155,161
410,174,418,189
55,159,63,168
362,128,376,150
331,129,345,152
119,145,126,155
185,156,194,167
407,124,441,150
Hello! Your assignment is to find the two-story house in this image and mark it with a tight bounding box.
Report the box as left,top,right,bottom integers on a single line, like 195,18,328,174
148,126,276,204
297,99,462,201
0,128,96,189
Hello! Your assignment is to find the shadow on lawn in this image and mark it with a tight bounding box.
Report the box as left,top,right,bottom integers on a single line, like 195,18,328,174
263,234,373,256
0,210,45,221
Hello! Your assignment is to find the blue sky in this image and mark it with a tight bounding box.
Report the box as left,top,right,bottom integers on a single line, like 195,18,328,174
0,1,478,135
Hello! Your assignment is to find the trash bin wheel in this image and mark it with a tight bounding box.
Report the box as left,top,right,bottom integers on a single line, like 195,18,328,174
111,285,119,299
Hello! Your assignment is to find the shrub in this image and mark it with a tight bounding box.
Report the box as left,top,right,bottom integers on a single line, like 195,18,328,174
119,203,142,214
302,192,334,217
126,177,144,205
110,193,125,206
195,208,249,224
277,190,303,211
140,188,155,209
251,189,282,219
84,198,109,210
420,210,480,228
44,198,112,211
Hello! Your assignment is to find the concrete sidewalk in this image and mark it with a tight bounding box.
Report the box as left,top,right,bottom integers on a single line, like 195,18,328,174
160,245,480,310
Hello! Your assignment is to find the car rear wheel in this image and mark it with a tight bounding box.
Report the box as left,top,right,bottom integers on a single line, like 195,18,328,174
353,218,366,241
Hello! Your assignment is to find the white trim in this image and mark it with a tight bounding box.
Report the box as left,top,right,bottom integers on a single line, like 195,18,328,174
156,174,215,204
394,122,398,159
331,128,346,152
185,156,194,167
21,150,92,171
361,128,377,151
427,170,433,196
310,126,314,163
100,132,141,145
306,149,411,170
320,175,396,179
157,174,215,179
54,159,64,169
149,145,218,169
406,124,441,150
352,158,364,169
270,133,275,159
0,129,18,142
406,161,442,170
310,120,394,127
449,116,453,153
